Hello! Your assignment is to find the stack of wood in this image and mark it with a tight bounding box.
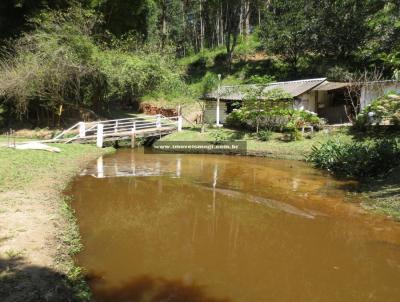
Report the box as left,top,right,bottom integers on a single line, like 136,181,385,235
140,103,177,117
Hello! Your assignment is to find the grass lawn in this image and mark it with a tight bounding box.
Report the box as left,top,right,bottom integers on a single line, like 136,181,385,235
161,126,353,160
361,167,400,221
0,143,110,190
0,137,114,301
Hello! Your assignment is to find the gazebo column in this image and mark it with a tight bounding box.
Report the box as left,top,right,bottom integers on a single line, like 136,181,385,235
215,74,222,127
216,98,221,126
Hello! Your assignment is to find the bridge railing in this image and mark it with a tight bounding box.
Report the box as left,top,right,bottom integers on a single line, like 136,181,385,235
54,114,182,144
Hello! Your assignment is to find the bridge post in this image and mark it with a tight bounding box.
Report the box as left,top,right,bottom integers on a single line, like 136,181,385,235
156,114,161,129
178,116,183,132
114,120,119,133
97,124,104,148
78,122,86,138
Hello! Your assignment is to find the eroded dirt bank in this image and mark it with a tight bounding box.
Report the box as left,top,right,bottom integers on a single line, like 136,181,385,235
0,143,113,302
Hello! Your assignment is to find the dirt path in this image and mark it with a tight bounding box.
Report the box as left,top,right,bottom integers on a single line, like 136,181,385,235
0,145,113,302
0,189,70,301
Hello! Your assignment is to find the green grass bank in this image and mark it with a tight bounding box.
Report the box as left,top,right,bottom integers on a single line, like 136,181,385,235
0,138,114,301
161,127,352,160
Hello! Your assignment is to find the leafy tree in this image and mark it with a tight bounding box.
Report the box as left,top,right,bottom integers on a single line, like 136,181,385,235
363,1,400,76
89,0,158,40
242,87,293,133
306,0,372,60
0,0,80,42
260,0,309,71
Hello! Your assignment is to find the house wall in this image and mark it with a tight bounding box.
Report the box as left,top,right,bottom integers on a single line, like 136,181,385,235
294,91,317,112
361,82,400,109
316,91,330,109
204,100,228,124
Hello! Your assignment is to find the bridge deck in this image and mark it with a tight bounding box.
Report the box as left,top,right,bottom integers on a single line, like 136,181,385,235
54,114,181,147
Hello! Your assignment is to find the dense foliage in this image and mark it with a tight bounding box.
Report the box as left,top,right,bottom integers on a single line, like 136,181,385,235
1,1,398,72
260,0,400,78
356,93,400,129
0,7,183,126
308,138,400,179
0,0,399,126
226,88,322,140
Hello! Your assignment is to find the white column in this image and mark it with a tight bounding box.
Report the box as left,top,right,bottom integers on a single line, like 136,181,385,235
156,115,161,129
216,74,222,127
78,122,86,138
96,123,104,148
177,116,183,131
216,98,221,126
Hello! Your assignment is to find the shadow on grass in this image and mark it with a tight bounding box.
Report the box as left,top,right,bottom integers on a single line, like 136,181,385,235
361,168,400,197
347,126,400,142
0,257,81,302
92,274,230,302
338,167,400,219
228,130,246,140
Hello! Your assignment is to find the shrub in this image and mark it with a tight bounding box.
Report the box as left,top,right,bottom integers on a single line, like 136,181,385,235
201,73,219,95
226,106,323,133
225,109,248,129
307,138,400,179
283,121,303,141
297,110,323,128
355,93,400,129
244,75,276,84
187,56,207,77
256,130,273,141
0,104,5,127
210,130,230,143
214,53,228,66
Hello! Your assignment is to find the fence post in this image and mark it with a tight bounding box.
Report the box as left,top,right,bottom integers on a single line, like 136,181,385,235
178,116,183,132
156,114,161,129
78,122,86,138
114,120,119,133
97,124,104,148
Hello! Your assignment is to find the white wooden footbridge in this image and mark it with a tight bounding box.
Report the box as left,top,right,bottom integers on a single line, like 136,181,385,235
53,114,182,147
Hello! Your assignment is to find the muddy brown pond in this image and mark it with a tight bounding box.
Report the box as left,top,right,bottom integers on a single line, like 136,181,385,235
68,149,400,302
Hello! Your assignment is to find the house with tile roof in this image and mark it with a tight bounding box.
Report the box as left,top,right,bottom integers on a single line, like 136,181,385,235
202,78,400,125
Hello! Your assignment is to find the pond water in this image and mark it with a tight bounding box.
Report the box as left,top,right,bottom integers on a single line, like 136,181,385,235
69,149,400,302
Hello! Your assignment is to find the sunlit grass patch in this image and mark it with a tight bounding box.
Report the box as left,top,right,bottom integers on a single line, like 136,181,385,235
161,127,352,160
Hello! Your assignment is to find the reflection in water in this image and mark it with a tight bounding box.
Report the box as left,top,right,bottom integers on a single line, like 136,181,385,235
93,275,230,302
70,149,400,302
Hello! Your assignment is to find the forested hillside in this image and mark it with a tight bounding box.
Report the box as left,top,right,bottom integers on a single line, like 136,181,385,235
0,0,399,127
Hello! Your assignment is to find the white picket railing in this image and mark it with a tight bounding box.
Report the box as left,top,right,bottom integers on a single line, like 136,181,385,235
54,114,182,147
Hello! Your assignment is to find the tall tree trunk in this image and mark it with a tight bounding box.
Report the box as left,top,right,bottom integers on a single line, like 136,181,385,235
244,0,250,36
199,0,204,50
161,0,167,47
239,1,243,36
